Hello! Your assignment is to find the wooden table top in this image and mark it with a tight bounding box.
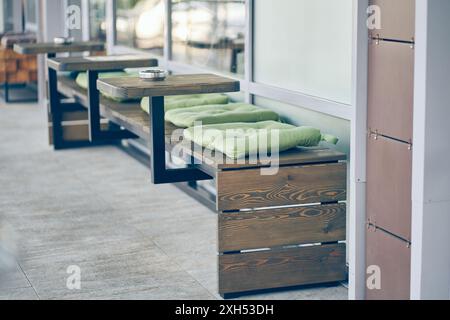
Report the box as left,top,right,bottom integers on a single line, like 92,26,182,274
97,74,241,99
47,55,158,72
13,41,105,55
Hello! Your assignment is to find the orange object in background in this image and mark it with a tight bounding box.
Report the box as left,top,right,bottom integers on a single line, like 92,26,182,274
0,32,38,85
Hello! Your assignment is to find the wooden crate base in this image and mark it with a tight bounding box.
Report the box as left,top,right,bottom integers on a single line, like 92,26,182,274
219,243,346,296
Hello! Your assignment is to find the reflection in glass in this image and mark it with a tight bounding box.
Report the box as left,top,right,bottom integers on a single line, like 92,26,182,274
24,0,37,25
171,0,245,76
115,0,165,55
89,0,107,42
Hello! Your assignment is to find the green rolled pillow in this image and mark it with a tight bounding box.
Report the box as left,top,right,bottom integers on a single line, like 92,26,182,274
140,94,230,114
165,103,280,128
183,121,339,159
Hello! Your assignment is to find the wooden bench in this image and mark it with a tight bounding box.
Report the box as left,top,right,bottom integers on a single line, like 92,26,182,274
46,57,348,297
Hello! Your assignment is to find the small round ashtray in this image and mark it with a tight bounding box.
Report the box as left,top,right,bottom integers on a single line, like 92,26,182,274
139,68,168,81
54,37,74,45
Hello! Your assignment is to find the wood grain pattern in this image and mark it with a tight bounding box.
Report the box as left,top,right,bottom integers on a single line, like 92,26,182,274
57,76,175,141
219,243,346,295
13,41,105,55
217,163,347,211
219,204,346,252
47,55,157,72
97,74,241,99
183,143,347,170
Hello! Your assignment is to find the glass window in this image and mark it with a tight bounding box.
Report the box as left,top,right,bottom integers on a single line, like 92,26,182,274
24,0,37,25
253,0,353,104
171,0,245,76
90,0,107,42
115,0,165,55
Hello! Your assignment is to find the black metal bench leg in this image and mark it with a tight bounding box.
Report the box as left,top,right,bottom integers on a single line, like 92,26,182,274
87,70,138,142
48,67,64,150
4,82,9,103
148,96,212,184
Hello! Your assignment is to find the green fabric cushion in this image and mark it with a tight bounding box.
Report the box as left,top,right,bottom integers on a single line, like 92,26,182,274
75,71,139,102
140,94,230,113
183,121,339,159
165,103,280,128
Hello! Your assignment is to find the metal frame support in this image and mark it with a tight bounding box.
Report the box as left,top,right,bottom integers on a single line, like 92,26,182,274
47,49,138,149
48,66,96,150
148,96,212,184
87,70,139,142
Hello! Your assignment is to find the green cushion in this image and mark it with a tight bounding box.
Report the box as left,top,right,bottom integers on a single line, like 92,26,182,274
75,71,139,102
183,121,339,159
165,103,280,128
140,94,230,113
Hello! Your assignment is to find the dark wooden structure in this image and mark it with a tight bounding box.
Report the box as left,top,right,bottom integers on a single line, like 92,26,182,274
95,74,348,297
12,41,107,146
40,55,348,297
13,41,105,56
46,55,157,149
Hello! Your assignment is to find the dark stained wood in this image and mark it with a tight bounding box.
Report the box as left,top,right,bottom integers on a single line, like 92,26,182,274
366,226,411,300
13,41,105,55
368,40,414,142
57,76,175,141
185,144,347,170
217,163,347,211
97,74,241,99
55,75,349,296
47,55,157,72
369,0,415,41
48,122,109,144
367,133,412,241
219,203,346,252
219,243,347,295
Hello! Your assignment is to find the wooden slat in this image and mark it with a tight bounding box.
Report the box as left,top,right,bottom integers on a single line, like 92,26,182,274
219,243,346,295
183,142,347,170
219,203,346,252
47,55,157,72
13,41,105,55
217,163,347,211
97,74,241,99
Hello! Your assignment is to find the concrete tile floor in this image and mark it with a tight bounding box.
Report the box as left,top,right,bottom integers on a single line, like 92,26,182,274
0,102,347,300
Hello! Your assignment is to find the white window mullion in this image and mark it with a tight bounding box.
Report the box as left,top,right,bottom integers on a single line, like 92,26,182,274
81,0,90,41
244,0,253,104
